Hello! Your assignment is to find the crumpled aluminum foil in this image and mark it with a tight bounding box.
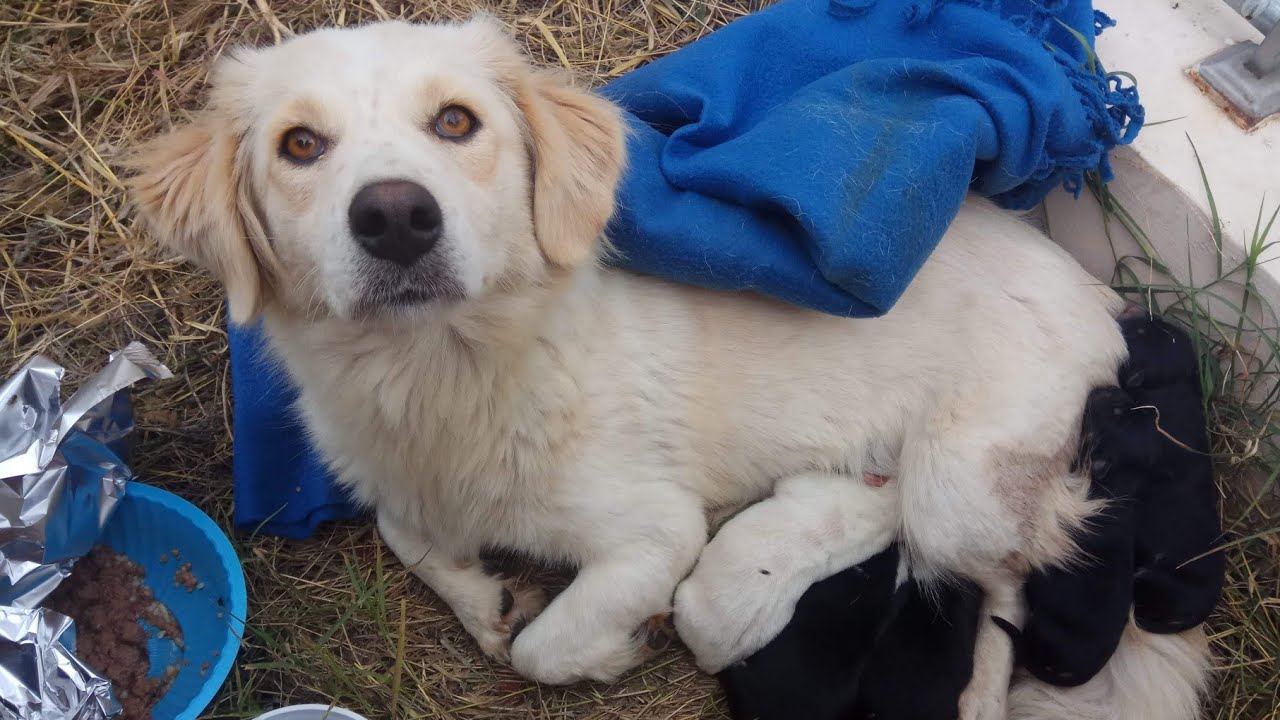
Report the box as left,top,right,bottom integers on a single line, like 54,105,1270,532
0,342,172,718
0,605,122,719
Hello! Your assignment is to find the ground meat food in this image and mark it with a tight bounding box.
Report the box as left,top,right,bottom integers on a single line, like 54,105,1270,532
174,562,198,592
46,547,183,720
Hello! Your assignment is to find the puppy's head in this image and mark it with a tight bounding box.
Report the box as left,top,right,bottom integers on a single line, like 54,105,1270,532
129,18,625,325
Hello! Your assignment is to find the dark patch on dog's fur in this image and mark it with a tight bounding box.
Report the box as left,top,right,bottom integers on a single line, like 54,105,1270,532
987,435,1080,552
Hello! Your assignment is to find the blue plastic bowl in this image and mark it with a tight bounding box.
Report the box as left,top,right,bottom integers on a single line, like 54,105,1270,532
93,482,247,720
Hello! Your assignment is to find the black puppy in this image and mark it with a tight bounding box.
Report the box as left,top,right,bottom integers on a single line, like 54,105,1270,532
1119,311,1224,633
851,577,984,720
718,311,1224,719
718,545,903,720
1006,386,1150,687
1004,311,1224,685
719,541,986,720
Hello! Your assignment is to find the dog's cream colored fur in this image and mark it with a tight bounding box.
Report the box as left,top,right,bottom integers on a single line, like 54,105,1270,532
129,16,1210,714
1008,623,1212,720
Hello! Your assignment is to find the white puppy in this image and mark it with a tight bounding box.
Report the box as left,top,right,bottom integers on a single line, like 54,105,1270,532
130,17,1134,695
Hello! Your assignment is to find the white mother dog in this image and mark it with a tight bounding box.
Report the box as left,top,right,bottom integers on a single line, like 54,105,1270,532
130,16,1201,714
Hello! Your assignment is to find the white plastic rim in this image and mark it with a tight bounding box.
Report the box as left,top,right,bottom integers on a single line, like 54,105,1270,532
252,705,369,720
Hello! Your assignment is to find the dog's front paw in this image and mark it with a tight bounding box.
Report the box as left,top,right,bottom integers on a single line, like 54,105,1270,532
508,611,664,685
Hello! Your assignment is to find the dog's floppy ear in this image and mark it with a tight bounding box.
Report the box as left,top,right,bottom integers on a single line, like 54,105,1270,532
460,15,625,267
513,66,626,268
127,62,267,324
129,121,265,324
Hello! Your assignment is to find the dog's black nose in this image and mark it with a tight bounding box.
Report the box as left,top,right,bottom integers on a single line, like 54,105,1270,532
348,180,443,266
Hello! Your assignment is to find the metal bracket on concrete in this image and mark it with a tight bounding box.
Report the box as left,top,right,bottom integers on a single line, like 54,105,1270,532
1226,0,1280,34
1192,1,1280,129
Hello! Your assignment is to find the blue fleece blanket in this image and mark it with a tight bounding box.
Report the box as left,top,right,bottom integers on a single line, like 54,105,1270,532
229,0,1142,538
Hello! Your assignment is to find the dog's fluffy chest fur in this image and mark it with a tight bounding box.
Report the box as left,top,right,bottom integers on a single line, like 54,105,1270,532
266,307,586,556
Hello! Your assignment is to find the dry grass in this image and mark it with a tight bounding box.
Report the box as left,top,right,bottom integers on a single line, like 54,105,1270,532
2,0,1277,718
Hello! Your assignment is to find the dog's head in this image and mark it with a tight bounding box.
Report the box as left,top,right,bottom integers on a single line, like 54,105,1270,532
129,18,625,325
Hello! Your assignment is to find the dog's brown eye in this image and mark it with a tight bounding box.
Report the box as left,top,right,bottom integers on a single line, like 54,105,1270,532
434,105,477,140
280,127,325,163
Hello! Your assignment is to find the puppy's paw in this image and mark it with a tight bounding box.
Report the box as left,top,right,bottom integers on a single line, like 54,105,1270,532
509,614,658,684
499,582,548,636
472,581,546,662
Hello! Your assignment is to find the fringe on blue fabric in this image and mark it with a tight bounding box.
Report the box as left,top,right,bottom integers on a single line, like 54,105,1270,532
227,0,1144,538
995,4,1142,203
595,0,1144,318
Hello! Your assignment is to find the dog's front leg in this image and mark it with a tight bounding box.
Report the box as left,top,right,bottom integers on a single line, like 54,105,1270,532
377,510,545,663
508,488,707,685
673,472,901,673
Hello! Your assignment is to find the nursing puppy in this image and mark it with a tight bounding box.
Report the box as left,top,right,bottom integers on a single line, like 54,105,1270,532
718,544,986,720
1117,312,1224,633
852,577,985,720
1009,386,1145,687
704,477,986,720
130,17,1129,692
718,545,905,720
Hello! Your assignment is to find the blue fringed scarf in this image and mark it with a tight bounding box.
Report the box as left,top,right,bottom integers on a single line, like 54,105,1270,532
227,0,1142,538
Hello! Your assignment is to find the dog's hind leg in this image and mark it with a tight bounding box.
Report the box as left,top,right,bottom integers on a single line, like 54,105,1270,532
959,575,1024,720
377,510,546,663
897,417,1095,720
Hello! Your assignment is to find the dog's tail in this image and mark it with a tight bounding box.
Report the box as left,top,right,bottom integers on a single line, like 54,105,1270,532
1007,620,1211,720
